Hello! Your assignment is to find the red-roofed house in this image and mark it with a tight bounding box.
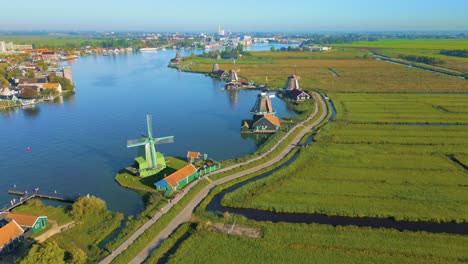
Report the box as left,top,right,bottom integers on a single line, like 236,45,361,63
187,151,201,163
3,213,47,234
0,220,24,257
154,164,198,193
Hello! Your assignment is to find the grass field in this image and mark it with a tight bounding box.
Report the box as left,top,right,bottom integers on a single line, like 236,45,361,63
167,222,468,264
335,39,468,73
222,93,468,223
184,51,468,92
13,198,123,262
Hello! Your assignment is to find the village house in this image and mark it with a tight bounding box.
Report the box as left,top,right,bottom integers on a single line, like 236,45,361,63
0,220,24,257
187,151,201,163
1,213,48,234
41,51,58,62
284,75,311,101
16,77,48,89
42,83,62,93
154,163,199,194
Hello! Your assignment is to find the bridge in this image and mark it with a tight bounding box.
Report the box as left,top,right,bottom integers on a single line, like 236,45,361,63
1,189,81,212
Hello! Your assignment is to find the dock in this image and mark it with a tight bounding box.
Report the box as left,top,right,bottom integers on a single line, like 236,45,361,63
1,189,81,212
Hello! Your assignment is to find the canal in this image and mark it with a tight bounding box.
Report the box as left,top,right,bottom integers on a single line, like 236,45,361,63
0,45,296,214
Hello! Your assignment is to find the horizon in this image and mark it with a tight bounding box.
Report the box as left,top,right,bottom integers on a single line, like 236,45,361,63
1,0,467,32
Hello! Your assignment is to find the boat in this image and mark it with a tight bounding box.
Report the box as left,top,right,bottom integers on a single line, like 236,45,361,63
139,48,158,52
20,99,35,106
59,55,79,61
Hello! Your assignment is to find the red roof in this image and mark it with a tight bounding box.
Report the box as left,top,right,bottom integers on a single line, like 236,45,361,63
165,164,198,188
5,213,42,227
187,151,201,159
0,220,24,248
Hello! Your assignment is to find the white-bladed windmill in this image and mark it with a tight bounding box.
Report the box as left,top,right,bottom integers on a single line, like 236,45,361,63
127,115,174,177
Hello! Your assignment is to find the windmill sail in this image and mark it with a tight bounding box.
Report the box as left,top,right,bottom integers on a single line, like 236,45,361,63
127,138,147,147
147,115,153,138
155,136,174,145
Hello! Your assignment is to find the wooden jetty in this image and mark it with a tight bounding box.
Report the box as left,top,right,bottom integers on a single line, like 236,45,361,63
1,189,81,212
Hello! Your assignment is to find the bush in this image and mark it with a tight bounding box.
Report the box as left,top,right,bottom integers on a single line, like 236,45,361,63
70,195,107,220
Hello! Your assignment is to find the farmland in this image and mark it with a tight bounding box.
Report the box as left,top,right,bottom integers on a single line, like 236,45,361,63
336,39,468,73
165,222,468,264
222,93,468,223
183,50,468,92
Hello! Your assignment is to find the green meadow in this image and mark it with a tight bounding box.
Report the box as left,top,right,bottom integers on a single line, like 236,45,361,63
222,93,468,223
184,50,468,92
166,222,468,264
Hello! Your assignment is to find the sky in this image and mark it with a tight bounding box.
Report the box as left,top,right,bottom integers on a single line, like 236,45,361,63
1,0,467,32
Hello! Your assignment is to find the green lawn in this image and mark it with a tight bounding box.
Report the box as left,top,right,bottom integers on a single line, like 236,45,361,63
12,199,73,225
115,157,188,192
222,93,468,223
168,222,468,264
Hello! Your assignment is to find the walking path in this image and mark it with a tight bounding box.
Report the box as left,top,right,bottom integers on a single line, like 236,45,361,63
100,92,327,264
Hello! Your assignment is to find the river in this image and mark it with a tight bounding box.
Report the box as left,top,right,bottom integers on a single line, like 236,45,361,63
0,45,296,214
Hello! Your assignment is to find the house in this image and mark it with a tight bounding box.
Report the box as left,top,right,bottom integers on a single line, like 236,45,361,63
41,51,58,62
251,114,281,133
187,151,201,163
2,213,47,234
0,220,24,257
16,77,48,89
154,164,198,193
42,83,62,93
288,88,311,101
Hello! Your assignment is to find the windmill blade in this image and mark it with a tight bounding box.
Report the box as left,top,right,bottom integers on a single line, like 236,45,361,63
150,144,157,168
155,136,174,145
147,114,153,138
127,138,147,148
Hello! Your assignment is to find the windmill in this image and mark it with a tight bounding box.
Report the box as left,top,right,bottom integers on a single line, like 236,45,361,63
127,115,174,177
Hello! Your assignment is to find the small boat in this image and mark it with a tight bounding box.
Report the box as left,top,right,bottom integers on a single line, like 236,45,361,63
59,55,78,61
139,48,158,52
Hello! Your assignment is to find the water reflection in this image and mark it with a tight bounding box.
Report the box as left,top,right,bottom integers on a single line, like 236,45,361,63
227,90,239,109
22,106,40,119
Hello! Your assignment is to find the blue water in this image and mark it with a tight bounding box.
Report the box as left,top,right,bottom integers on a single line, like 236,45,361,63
0,45,296,214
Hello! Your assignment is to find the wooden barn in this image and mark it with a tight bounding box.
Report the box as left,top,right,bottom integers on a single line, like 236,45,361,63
154,164,198,194
288,88,311,101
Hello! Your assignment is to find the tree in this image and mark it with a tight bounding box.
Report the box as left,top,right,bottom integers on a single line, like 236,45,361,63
71,195,107,220
21,88,39,99
37,61,49,71
270,47,276,52
26,70,35,78
41,88,59,99
20,241,66,264
49,74,74,91
66,248,87,264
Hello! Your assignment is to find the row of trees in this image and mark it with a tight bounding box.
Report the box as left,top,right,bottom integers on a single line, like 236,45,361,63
397,54,444,65
440,49,468,58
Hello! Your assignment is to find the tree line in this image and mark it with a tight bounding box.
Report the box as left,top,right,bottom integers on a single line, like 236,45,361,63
397,54,444,65
440,49,468,58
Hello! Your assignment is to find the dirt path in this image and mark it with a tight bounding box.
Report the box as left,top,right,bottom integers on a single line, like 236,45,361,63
35,220,75,243
99,92,327,264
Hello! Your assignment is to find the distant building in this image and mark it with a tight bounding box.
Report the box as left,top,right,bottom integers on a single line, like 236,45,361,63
0,41,32,53
41,51,58,62
241,35,253,46
62,66,73,83
289,88,311,101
